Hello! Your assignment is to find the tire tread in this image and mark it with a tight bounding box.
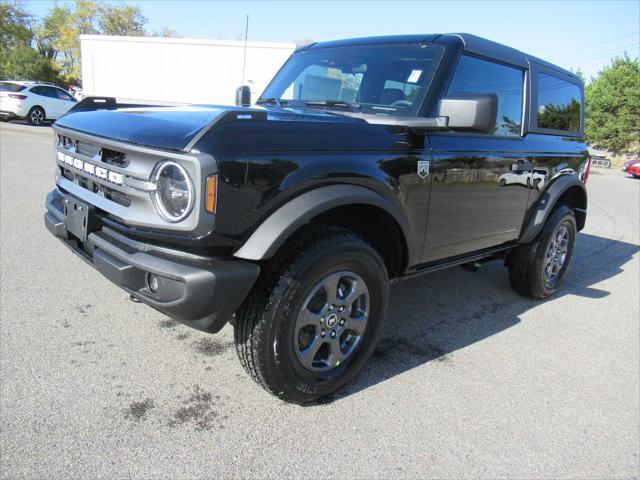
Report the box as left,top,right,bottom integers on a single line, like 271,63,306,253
234,226,379,402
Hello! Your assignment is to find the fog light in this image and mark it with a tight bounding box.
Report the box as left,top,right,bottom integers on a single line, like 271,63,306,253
147,274,160,294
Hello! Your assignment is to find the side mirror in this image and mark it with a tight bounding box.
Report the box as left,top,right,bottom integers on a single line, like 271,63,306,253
235,85,251,106
437,93,497,133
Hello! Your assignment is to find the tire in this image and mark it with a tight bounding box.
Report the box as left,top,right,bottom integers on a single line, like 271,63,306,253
508,204,577,299
234,226,389,404
27,106,46,126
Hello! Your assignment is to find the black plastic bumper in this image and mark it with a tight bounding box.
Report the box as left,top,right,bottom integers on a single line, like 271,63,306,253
44,189,260,333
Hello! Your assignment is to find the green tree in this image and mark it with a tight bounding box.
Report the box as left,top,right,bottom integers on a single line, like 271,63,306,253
99,4,147,36
0,1,33,58
53,0,101,81
152,26,181,38
1,45,60,82
2,0,180,85
538,99,581,131
34,5,69,60
585,56,640,154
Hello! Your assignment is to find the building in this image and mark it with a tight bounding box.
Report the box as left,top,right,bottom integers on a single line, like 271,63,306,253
80,35,296,105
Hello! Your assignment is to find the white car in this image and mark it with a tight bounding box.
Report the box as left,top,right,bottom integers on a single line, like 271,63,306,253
499,169,548,189
0,81,77,126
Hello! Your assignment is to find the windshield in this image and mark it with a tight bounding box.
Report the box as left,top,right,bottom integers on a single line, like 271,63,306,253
260,44,444,116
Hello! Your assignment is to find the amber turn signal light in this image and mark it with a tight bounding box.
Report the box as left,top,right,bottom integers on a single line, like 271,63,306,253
205,175,217,213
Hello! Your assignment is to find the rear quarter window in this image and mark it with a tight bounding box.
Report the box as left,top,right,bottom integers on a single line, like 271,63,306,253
0,82,26,92
536,73,582,132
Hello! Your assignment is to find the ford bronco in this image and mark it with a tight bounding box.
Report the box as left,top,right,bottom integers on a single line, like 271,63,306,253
44,34,590,403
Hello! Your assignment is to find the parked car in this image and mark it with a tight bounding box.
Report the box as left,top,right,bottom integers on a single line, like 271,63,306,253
68,85,85,102
44,33,590,404
626,162,640,178
0,80,77,125
622,159,639,172
499,167,548,189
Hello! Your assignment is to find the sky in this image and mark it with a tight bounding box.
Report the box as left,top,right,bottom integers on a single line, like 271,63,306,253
24,0,640,80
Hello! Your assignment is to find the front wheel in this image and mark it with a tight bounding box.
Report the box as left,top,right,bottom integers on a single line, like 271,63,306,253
234,226,389,404
507,204,577,299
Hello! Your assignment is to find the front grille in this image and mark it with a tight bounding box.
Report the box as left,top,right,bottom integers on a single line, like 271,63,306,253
59,166,131,207
101,147,127,167
76,140,100,158
57,134,128,167
54,127,202,233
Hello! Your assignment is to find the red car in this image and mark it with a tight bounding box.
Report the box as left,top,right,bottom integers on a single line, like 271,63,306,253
627,162,640,178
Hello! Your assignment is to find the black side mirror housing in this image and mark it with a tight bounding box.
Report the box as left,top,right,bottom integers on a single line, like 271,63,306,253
437,93,498,133
235,85,251,106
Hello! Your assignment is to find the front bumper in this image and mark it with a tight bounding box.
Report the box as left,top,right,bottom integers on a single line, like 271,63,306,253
44,189,260,333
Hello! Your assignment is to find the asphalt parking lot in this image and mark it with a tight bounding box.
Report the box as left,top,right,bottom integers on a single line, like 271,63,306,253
1,121,638,479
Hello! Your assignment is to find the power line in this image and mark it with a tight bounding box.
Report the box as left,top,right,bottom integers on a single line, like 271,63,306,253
550,31,639,58
561,42,640,63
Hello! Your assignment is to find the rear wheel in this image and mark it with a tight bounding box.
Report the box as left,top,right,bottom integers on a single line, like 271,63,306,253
27,106,46,126
234,226,389,404
508,205,577,299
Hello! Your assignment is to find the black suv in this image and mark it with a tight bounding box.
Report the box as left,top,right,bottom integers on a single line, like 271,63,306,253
44,34,590,403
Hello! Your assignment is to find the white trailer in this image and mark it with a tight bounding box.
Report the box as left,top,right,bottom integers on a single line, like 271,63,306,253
79,35,295,105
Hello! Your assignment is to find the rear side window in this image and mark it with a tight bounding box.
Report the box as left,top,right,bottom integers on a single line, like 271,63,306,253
0,82,26,92
30,86,45,95
536,73,582,132
447,55,524,136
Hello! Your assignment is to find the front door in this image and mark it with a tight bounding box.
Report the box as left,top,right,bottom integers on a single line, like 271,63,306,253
421,54,533,263
422,135,534,262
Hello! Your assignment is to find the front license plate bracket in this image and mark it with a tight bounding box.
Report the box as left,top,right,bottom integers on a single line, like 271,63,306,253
64,196,97,242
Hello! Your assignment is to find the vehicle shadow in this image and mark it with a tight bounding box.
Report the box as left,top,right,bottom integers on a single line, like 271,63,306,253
330,233,639,402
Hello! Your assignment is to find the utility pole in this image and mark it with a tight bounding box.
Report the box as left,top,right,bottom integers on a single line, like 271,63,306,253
241,14,249,86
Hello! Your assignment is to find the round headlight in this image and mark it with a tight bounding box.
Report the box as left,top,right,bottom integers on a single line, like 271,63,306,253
153,161,194,222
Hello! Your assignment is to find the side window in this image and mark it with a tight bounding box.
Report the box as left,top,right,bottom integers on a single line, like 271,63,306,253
447,55,524,136
536,73,581,132
30,86,44,96
43,87,59,98
55,88,74,101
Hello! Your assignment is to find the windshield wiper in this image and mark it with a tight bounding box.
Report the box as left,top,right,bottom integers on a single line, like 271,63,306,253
303,100,361,111
256,98,289,106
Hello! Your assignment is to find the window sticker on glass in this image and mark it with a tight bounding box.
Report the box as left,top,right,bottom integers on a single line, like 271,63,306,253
407,69,422,83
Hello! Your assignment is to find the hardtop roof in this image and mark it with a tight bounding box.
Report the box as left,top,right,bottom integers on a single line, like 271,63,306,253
305,33,580,82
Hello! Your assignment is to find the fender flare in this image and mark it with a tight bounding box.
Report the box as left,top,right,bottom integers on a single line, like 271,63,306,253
519,174,587,244
233,184,412,262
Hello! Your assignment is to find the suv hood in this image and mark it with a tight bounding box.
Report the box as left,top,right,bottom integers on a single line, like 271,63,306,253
55,106,235,151
54,104,363,151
